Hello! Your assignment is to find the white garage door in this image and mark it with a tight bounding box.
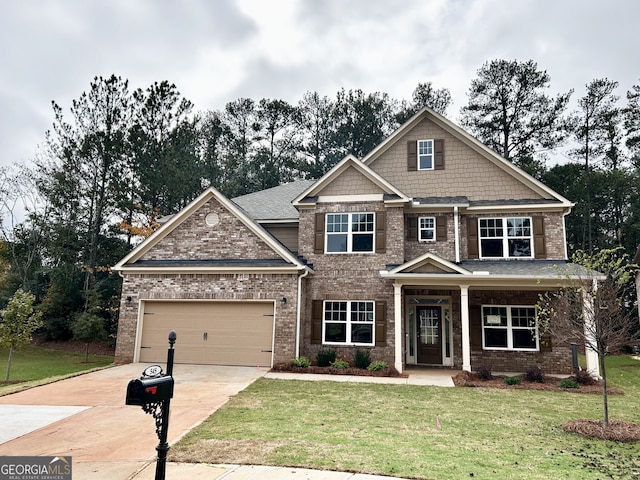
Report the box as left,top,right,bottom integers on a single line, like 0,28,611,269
138,301,274,367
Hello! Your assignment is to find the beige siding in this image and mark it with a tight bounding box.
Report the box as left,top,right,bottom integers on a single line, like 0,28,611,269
369,118,545,201
263,224,298,252
317,166,385,196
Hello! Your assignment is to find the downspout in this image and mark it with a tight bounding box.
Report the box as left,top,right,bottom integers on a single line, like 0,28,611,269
295,268,310,359
454,206,460,263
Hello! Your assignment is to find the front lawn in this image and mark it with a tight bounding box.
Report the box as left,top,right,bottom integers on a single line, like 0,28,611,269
171,356,640,480
0,344,114,396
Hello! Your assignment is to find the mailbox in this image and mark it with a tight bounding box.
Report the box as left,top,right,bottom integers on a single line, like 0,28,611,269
126,375,174,406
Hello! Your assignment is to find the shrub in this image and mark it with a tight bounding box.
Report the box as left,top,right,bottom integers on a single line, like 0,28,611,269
316,349,337,367
560,378,580,389
353,349,372,369
524,366,546,383
367,361,388,371
572,369,597,386
291,356,311,368
330,359,349,369
474,365,493,380
620,344,634,354
504,376,522,385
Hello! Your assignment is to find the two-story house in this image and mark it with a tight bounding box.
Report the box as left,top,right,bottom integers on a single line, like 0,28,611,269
114,108,597,375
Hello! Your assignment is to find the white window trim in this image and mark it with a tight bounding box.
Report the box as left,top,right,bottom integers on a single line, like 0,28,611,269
325,212,375,254
322,300,375,346
418,216,436,242
417,139,434,171
478,216,533,259
481,305,539,351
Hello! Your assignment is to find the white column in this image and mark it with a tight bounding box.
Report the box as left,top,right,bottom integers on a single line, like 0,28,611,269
394,283,403,374
584,279,600,377
460,285,471,372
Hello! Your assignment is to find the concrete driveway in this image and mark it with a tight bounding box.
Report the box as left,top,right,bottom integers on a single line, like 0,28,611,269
0,363,266,479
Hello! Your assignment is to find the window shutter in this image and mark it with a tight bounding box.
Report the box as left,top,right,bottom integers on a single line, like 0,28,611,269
533,216,546,259
375,211,386,253
434,139,445,170
407,217,418,241
314,213,325,254
539,331,552,352
436,216,447,241
407,141,417,171
311,300,323,344
467,217,479,259
470,305,482,351
375,301,387,346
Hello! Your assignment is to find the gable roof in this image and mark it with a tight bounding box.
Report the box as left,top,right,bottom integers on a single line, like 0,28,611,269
292,155,410,206
232,179,316,222
362,107,573,208
113,186,310,274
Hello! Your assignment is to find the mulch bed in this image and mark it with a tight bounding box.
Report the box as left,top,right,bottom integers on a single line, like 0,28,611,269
452,370,624,395
271,363,405,377
563,419,640,442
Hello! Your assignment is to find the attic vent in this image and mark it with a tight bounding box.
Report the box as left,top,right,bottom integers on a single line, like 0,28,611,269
205,212,220,227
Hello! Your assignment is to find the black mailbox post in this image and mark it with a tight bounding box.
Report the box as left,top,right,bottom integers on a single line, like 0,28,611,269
125,330,176,480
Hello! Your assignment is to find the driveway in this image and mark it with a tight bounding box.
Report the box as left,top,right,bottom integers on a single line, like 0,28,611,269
0,363,266,479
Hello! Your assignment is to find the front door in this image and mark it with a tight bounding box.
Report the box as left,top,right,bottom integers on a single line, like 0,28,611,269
416,306,442,364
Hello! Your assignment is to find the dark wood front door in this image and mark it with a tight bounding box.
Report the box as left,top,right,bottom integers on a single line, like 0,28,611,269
416,306,442,364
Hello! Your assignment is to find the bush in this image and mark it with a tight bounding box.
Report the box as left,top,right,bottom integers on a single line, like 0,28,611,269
291,356,311,368
330,359,349,369
367,361,388,371
524,366,546,383
316,349,337,367
353,349,372,369
504,376,522,385
474,365,493,380
560,378,580,389
572,369,597,386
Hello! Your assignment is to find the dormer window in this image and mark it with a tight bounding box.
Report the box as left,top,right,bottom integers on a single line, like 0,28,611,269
418,140,434,170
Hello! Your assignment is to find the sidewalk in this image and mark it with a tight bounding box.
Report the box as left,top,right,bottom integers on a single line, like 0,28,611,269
131,463,407,480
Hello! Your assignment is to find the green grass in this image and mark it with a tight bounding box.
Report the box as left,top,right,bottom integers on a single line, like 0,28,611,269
172,356,640,480
0,344,114,396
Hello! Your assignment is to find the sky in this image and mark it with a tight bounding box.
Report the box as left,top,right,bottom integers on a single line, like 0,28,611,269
1,0,639,171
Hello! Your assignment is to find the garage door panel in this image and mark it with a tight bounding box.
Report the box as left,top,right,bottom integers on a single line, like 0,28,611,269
139,301,273,366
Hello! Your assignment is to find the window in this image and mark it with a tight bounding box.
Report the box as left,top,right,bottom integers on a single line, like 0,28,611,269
482,306,538,350
326,213,374,253
419,217,436,241
479,217,532,258
418,139,434,170
323,301,374,345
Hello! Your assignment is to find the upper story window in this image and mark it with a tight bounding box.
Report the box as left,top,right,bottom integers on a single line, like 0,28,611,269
419,217,436,242
326,213,374,253
482,305,538,350
418,139,434,170
479,217,532,258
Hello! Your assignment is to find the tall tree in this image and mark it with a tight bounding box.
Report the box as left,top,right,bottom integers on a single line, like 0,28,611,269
129,80,200,218
395,82,452,123
296,91,335,178
460,59,572,175
569,78,620,253
331,88,396,161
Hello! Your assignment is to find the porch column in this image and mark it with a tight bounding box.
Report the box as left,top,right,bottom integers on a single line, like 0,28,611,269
460,285,471,372
584,279,600,377
394,283,403,374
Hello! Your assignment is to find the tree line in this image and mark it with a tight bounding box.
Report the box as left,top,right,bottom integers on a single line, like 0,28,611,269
1,59,639,345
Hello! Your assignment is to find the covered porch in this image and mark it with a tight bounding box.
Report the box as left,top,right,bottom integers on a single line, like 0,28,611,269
380,254,599,376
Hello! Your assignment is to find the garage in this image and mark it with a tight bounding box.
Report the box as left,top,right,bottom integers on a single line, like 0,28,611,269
138,300,275,367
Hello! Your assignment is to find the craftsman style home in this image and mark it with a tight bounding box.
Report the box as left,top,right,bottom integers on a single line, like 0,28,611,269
114,108,596,375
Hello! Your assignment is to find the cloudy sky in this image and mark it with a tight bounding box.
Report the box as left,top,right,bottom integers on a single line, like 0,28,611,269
1,0,638,170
